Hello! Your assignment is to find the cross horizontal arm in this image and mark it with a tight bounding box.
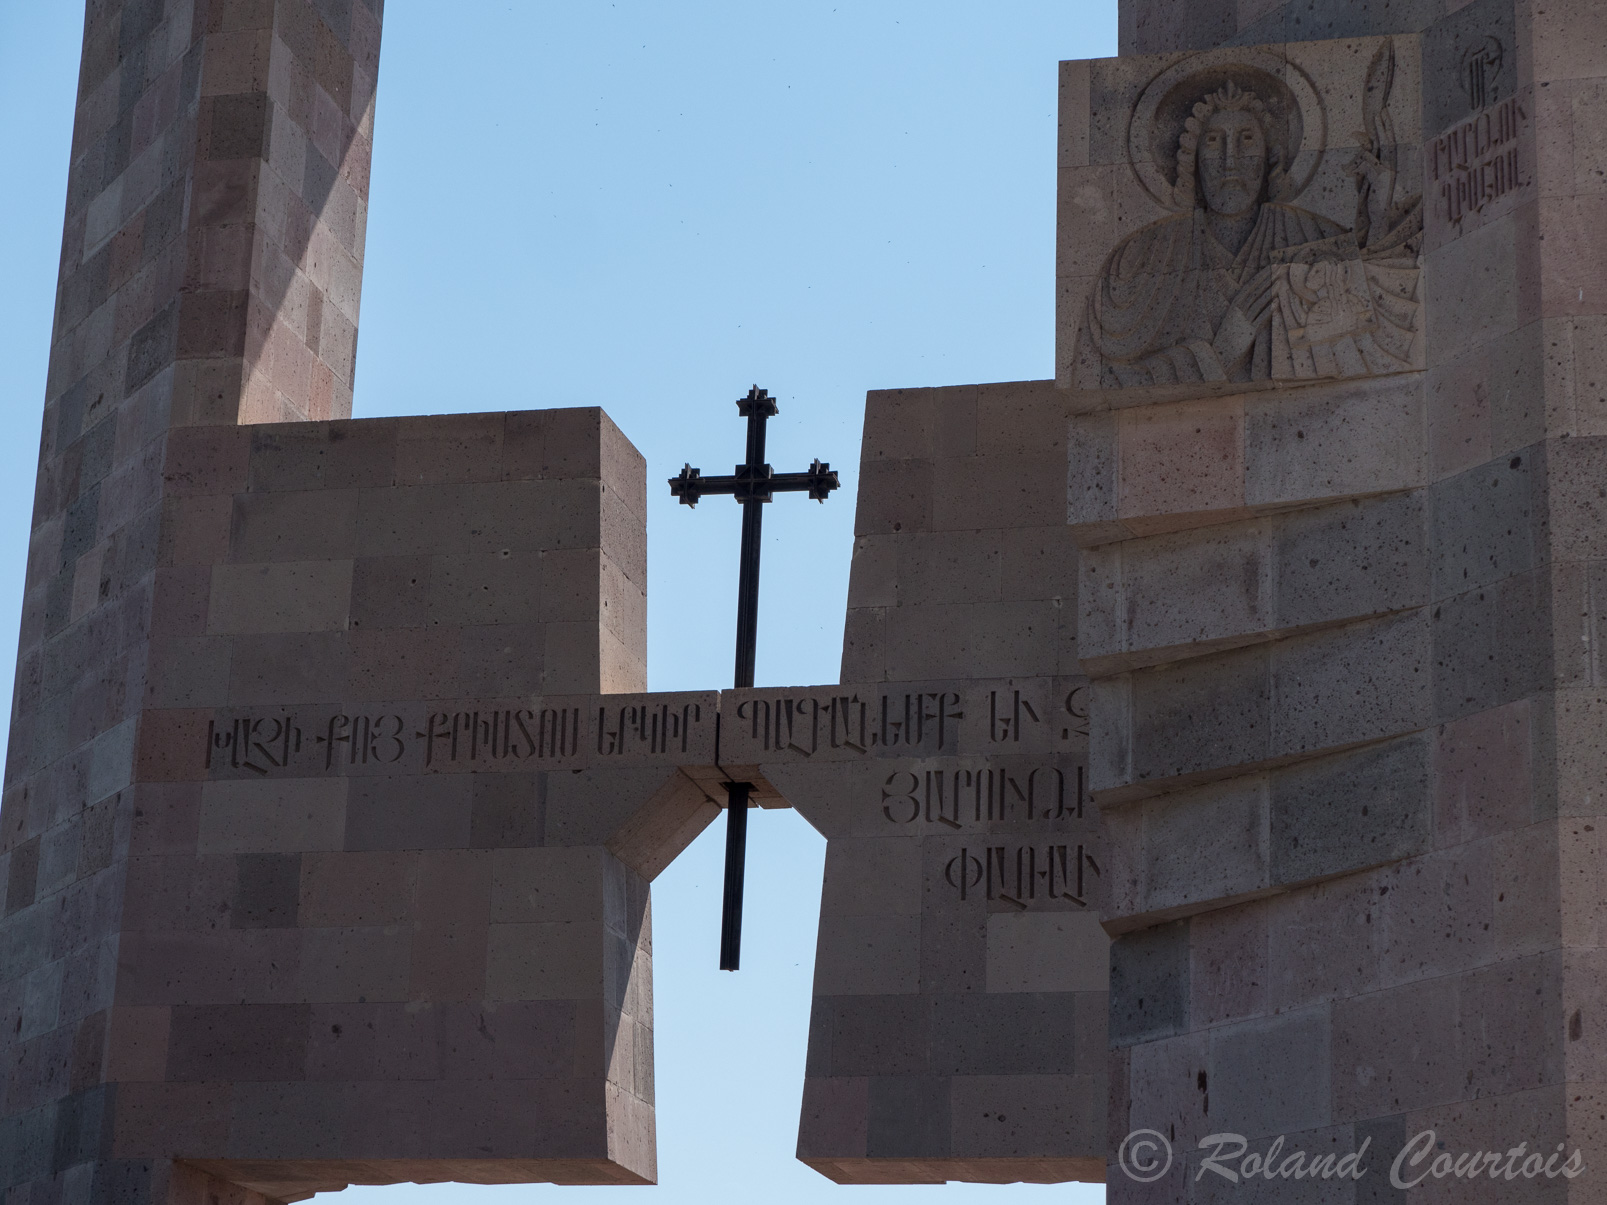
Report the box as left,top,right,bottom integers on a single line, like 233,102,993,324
669,459,839,506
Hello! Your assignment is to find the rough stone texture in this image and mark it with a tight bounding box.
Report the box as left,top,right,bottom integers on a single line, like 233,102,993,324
786,380,1106,1185
2,5,387,1205
1118,0,1497,57
2,1,722,1198
1077,8,1607,1200
7,394,713,1200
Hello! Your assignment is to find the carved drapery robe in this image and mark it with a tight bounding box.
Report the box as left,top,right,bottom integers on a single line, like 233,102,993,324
1085,199,1423,387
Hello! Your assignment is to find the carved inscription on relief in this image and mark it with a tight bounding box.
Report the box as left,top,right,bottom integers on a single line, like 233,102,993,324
201,692,717,776
723,680,1087,761
731,680,1097,913
1083,41,1423,387
1430,93,1528,230
945,843,1101,909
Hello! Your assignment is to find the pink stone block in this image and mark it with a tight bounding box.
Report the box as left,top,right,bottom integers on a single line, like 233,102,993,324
298,852,417,928
135,709,211,783
109,1081,233,1158
409,926,489,1002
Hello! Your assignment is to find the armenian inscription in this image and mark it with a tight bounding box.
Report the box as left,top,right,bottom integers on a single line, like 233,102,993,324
726,679,1096,913
202,691,718,776
1430,93,1529,231
722,679,1086,761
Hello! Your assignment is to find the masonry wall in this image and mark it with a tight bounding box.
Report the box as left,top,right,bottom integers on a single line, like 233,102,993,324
1119,0,1492,56
3,5,382,1205
123,408,663,1196
785,380,1106,1184
1081,2,1607,1198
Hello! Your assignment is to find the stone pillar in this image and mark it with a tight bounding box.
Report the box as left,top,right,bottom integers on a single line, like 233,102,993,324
7,5,381,1205
6,3,728,1201
1068,4,1607,1197
782,381,1107,1184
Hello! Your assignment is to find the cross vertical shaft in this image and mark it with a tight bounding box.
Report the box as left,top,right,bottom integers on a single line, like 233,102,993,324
721,393,772,970
669,385,840,969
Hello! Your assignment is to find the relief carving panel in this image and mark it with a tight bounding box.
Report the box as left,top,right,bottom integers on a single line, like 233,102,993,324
1065,38,1426,391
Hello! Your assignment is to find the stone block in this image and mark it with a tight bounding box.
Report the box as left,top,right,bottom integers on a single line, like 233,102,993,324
485,921,603,1002
228,488,359,563
1126,1025,1211,1153
298,852,415,927
853,459,933,538
225,631,351,704
1431,448,1537,598
1209,1007,1334,1140
819,837,921,918
984,912,1108,992
344,775,472,852
1109,921,1189,1046
490,848,604,926
207,560,353,634
1331,971,1469,1120
166,1003,311,1082
298,927,411,1004
1270,735,1432,887
347,626,460,701
197,778,347,856
1431,567,1553,721
1188,902,1267,1028
892,530,1002,606
1138,775,1271,918
1376,843,1495,987
1119,642,1272,793
813,914,921,995
866,1075,951,1160
1117,397,1248,527
818,993,930,1077
796,1076,869,1162
1244,376,1425,508
948,1074,1102,1160
1434,698,1537,844
393,413,505,486
929,992,1082,1077
1275,491,1429,629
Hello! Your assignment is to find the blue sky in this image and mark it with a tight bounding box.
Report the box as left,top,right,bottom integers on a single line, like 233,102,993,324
0,2,1115,1200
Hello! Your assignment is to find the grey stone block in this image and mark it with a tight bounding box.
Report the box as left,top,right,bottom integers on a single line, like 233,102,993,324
1271,611,1432,758
344,776,472,852
1270,736,1432,887
930,992,1079,1076
1431,568,1554,722
1109,920,1189,1047
1207,1007,1334,1140
821,994,931,1076
1128,644,1272,787
866,1075,951,1159
1276,492,1429,631
230,853,300,929
468,774,545,849
1430,449,1536,599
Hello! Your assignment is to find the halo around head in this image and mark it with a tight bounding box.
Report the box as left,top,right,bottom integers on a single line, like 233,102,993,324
1126,47,1326,212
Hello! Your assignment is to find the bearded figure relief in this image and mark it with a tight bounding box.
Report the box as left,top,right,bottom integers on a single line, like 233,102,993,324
1085,42,1423,387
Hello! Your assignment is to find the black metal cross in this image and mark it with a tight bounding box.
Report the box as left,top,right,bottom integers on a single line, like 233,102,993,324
670,385,840,970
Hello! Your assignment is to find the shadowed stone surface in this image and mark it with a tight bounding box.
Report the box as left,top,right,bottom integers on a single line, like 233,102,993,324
784,380,1107,1186
1074,7,1607,1201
